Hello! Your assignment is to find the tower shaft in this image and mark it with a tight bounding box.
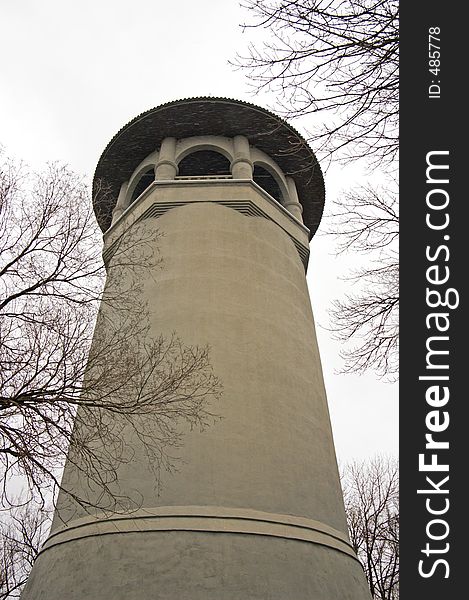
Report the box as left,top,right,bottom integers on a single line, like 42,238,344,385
21,99,372,600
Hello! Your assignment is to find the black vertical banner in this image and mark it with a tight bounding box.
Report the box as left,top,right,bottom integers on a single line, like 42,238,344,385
400,4,464,599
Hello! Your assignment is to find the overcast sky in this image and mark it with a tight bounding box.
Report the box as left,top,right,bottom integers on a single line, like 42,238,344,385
1,0,397,462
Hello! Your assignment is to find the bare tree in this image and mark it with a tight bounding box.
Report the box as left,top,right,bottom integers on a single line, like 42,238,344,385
0,150,221,513
236,0,399,379
342,456,399,600
327,182,398,379
236,0,399,164
0,503,50,599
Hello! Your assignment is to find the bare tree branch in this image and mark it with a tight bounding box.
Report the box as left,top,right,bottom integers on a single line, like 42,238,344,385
326,183,398,380
236,1,399,379
0,150,222,513
235,0,399,165
0,503,50,599
342,456,399,599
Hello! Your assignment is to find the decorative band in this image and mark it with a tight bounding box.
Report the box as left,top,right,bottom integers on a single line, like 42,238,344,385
155,158,179,173
230,156,254,169
283,200,304,214
41,506,358,561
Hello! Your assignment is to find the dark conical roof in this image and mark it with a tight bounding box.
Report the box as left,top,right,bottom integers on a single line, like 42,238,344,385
93,97,325,237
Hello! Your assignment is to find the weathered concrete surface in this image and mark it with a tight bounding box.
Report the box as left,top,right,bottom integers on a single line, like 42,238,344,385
22,193,371,598
23,532,371,599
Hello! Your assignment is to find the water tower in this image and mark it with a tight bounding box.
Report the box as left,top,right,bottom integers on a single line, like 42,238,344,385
22,98,371,599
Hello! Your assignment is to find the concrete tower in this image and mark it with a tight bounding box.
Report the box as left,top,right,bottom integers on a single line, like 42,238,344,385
22,98,371,599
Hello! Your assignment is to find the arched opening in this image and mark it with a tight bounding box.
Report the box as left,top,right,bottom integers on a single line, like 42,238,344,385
253,165,283,204
129,168,155,204
177,150,231,178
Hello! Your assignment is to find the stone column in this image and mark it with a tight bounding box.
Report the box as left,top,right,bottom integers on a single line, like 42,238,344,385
155,137,178,180
285,176,304,223
110,181,129,227
231,135,253,179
